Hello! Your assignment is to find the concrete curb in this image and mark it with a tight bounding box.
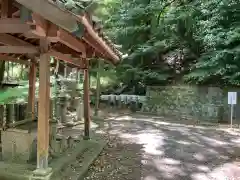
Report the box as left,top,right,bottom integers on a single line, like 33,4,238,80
76,140,107,180
53,137,108,180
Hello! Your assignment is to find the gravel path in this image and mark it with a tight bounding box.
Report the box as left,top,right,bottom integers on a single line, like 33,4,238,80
84,114,240,180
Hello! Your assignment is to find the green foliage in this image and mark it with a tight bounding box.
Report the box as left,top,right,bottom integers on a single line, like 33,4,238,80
0,81,29,103
96,0,240,88
185,0,240,85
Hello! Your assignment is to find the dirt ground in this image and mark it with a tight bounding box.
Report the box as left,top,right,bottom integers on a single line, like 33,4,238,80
84,112,240,180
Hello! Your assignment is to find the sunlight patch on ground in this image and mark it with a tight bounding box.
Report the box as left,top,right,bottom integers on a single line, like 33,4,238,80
152,158,186,179
206,148,221,156
114,131,166,155
176,140,192,145
223,128,240,136
95,129,106,134
191,163,240,180
161,158,181,165
111,114,223,131
142,175,158,180
197,165,210,172
193,153,206,161
115,115,133,120
191,173,210,180
199,136,230,147
231,138,240,144
137,133,165,155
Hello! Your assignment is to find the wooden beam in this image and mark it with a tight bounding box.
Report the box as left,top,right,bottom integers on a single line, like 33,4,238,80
12,10,20,17
0,34,37,60
0,18,35,33
27,62,36,120
83,33,106,57
57,29,85,53
0,33,35,46
48,50,84,68
31,14,85,52
32,13,58,37
32,13,49,37
24,31,41,39
0,54,30,65
78,15,120,64
0,46,38,54
37,38,50,169
15,0,79,32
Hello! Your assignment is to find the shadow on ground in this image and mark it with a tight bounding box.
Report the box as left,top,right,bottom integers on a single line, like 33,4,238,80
85,113,240,180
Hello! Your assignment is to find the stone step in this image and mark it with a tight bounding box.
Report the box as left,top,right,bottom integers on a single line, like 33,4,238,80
0,135,107,180
0,161,35,180
52,137,107,180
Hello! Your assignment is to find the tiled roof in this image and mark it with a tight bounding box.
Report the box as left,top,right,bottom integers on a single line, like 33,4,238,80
53,0,96,14
49,0,123,59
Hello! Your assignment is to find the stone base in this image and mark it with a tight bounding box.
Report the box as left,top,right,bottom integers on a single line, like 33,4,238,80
0,162,34,180
83,135,90,140
31,168,52,180
76,102,84,122
0,134,106,180
51,135,107,180
1,127,37,163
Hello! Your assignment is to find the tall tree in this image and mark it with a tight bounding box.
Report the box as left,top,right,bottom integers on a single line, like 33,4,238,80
98,0,240,88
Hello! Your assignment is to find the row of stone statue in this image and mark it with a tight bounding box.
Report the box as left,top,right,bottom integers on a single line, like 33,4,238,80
100,94,146,104
99,95,146,112
0,102,28,127
0,94,84,129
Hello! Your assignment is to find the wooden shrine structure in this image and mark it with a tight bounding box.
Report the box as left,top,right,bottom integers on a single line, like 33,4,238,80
0,0,122,177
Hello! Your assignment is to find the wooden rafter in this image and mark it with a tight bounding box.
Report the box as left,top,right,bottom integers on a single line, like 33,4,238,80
15,0,79,32
48,50,84,68
0,46,38,54
0,33,35,46
83,33,106,58
0,33,85,67
0,54,30,65
0,18,36,33
0,33,36,60
32,13,86,53
57,29,85,53
78,15,120,64
12,10,20,17
11,0,121,65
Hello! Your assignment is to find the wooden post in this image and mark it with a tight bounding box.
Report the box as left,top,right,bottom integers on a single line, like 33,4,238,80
83,58,90,139
64,62,67,78
94,60,101,116
1,0,11,18
37,38,50,170
27,62,36,120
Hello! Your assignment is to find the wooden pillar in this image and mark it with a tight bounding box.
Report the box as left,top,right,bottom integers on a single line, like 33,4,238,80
37,38,50,170
64,62,67,78
83,58,90,139
27,62,36,120
0,0,11,85
1,0,11,18
94,60,101,116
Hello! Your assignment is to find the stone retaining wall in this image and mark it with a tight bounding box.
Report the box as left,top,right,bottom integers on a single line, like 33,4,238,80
141,86,231,123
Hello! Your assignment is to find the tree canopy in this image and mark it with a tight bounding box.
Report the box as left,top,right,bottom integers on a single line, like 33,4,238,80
94,0,240,91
